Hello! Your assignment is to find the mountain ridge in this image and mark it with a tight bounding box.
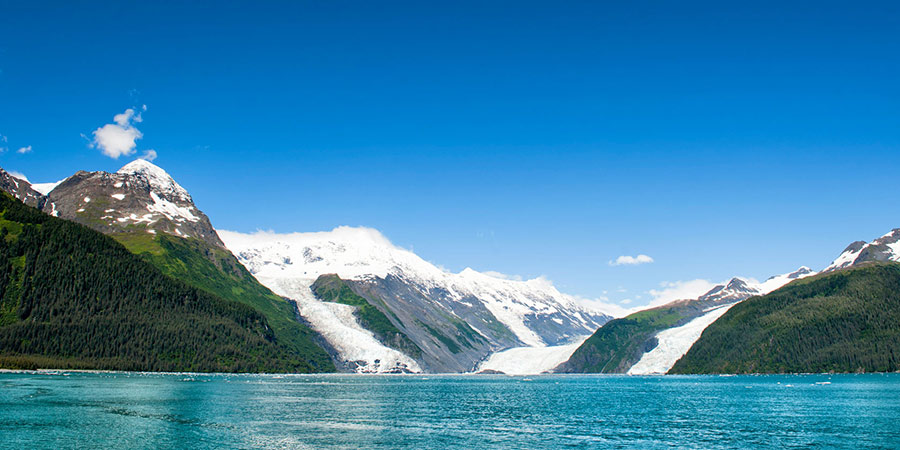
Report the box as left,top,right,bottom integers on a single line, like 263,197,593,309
220,227,613,373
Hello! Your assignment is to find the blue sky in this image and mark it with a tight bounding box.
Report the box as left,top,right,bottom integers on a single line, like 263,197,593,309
1,1,898,307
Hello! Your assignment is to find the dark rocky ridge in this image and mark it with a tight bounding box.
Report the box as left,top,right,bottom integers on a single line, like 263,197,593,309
0,168,47,209
44,160,224,248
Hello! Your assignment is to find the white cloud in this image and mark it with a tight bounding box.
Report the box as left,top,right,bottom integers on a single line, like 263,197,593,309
619,298,633,305
482,270,523,281
646,279,718,308
573,295,631,318
90,107,144,159
0,134,7,152
7,171,29,182
141,149,158,161
16,145,32,154
609,254,654,266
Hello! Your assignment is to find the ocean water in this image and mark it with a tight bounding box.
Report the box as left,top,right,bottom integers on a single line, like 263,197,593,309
1,372,898,449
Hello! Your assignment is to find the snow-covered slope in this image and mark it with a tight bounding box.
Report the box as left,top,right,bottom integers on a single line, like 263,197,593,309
823,229,900,273
757,266,816,294
31,179,66,196
219,227,613,373
117,159,192,202
477,337,588,375
287,281,421,373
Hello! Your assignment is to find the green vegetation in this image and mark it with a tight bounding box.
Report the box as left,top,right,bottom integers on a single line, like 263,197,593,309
419,320,461,354
0,193,326,372
563,295,730,374
112,232,334,372
562,302,699,373
670,263,900,374
311,274,422,358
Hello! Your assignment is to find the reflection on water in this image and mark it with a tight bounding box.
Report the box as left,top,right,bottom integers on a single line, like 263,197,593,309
1,372,899,449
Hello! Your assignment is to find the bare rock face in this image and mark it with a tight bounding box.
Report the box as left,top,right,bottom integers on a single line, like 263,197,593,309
43,159,224,248
823,229,900,273
0,168,47,209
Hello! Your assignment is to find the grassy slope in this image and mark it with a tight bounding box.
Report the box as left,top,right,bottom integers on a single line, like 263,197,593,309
0,193,319,372
562,304,695,373
113,232,335,372
670,263,900,374
311,274,422,358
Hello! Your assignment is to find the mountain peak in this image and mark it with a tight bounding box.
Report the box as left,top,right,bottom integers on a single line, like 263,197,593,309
117,159,190,201
823,229,900,273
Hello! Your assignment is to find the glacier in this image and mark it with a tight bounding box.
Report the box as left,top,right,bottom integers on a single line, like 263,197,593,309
627,304,735,375
219,226,614,373
477,338,588,375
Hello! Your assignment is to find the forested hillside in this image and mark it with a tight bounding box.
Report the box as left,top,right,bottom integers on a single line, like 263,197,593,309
114,233,334,372
559,301,707,373
0,193,326,372
670,263,900,374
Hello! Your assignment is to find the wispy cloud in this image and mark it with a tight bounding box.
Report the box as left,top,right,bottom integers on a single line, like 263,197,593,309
141,149,158,161
609,254,654,266
482,270,523,281
7,171,28,182
646,279,717,308
90,105,147,159
16,145,32,154
0,134,7,152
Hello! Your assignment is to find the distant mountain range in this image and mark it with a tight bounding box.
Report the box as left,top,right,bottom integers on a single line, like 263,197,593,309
562,229,900,374
1,159,897,374
560,267,815,374
219,227,611,373
0,160,611,373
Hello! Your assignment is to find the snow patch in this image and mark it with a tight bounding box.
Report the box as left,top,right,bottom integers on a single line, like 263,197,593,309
757,267,816,294
111,193,125,200
146,191,199,223
825,245,866,272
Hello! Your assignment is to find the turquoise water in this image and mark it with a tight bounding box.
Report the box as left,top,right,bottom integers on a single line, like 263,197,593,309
1,372,899,449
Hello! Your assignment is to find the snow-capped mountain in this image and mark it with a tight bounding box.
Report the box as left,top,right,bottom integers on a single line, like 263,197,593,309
695,277,761,305
41,159,224,248
823,229,900,273
219,227,613,373
613,234,900,376
756,266,817,294
621,266,816,375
